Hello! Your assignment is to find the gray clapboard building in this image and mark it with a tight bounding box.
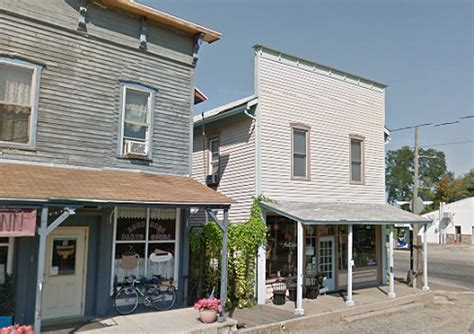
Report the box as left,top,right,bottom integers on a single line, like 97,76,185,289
0,0,231,330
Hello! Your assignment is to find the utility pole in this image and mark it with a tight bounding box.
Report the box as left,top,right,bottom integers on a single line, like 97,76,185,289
412,127,423,289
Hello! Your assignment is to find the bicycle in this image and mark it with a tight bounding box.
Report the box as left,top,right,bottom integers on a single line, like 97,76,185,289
113,275,177,315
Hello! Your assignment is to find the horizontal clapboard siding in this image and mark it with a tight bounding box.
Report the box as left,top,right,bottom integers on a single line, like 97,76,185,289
0,12,194,176
258,56,386,204
192,114,256,222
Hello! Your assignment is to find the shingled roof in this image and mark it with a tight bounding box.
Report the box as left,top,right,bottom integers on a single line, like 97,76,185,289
0,162,231,208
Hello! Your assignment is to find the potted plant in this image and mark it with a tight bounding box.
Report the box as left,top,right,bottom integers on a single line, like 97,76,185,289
0,274,15,329
193,298,222,324
0,325,33,334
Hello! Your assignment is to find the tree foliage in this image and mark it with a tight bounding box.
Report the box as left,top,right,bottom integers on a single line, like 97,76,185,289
385,146,448,204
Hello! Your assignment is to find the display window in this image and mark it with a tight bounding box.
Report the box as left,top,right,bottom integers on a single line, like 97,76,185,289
337,225,377,270
111,207,179,292
265,216,298,278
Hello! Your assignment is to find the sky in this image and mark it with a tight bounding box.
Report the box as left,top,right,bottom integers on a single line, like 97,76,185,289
142,0,473,176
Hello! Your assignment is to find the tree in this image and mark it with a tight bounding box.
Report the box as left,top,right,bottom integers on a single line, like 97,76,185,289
431,169,474,209
385,146,448,205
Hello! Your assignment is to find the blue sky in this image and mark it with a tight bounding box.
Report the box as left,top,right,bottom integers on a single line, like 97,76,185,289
142,0,473,176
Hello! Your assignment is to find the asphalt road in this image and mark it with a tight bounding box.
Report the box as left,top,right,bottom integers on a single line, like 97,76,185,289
394,244,474,291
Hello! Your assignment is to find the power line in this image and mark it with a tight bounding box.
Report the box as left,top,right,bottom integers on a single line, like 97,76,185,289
388,115,473,132
420,140,474,148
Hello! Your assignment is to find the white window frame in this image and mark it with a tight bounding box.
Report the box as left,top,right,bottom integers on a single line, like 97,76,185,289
0,57,43,150
291,123,311,180
109,208,181,295
350,135,365,184
0,237,14,284
118,82,155,159
208,137,220,177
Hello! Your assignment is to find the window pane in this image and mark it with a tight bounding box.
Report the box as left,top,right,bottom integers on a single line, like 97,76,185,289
0,104,31,143
353,225,377,267
0,245,7,284
210,140,219,153
0,63,32,106
114,243,145,284
147,243,175,280
124,123,147,140
293,130,306,154
51,238,77,276
352,162,361,182
293,153,306,177
124,90,149,124
149,218,176,241
116,216,146,241
351,140,361,162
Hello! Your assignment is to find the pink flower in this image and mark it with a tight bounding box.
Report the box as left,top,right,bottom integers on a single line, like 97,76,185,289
193,298,222,312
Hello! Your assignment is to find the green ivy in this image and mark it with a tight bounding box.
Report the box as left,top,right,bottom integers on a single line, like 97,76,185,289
189,196,268,309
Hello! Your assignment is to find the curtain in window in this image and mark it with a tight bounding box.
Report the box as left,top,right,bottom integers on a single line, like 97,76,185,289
124,90,148,141
0,64,33,143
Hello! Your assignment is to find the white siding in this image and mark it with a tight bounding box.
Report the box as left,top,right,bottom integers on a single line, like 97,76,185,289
192,114,256,222
257,55,386,204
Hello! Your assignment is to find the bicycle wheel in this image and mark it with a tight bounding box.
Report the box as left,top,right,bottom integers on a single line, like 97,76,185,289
114,287,139,315
151,286,177,311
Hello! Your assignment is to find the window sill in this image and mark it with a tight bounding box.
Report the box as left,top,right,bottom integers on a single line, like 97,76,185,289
0,142,36,152
291,176,311,182
350,181,366,185
117,155,153,163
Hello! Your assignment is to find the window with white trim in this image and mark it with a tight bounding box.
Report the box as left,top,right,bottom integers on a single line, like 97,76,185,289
0,57,42,148
350,137,364,183
292,126,310,179
119,83,154,158
208,137,220,177
111,207,180,293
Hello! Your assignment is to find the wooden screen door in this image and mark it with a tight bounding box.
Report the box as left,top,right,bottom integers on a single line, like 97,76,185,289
43,227,88,320
318,236,335,291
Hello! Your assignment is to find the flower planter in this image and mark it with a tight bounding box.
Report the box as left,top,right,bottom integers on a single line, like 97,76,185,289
0,315,14,329
199,309,217,323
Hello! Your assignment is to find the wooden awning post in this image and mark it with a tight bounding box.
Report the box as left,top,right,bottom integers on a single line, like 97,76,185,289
34,207,75,334
206,209,229,320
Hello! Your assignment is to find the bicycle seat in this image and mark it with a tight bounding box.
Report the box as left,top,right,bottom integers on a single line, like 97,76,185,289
152,274,163,279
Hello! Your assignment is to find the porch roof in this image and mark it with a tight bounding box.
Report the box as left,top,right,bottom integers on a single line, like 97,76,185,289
0,162,231,208
260,200,430,225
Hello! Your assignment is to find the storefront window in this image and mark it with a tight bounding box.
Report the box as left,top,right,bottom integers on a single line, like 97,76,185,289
338,225,377,270
113,208,178,290
51,238,77,275
266,217,298,278
0,237,8,284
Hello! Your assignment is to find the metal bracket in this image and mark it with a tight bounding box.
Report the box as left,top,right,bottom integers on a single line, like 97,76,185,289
192,33,204,65
139,17,148,50
78,0,87,32
206,210,224,231
37,208,76,236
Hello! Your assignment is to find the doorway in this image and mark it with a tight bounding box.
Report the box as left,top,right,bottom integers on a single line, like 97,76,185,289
42,227,88,320
318,236,335,291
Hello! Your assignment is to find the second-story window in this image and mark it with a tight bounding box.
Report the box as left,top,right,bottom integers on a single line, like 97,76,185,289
291,124,310,180
350,136,364,184
0,57,43,149
208,137,220,176
120,83,154,159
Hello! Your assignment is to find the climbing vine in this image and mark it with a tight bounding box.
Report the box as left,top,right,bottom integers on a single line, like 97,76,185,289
189,196,269,309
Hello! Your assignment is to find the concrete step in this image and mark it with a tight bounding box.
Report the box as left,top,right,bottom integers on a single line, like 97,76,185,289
343,302,424,323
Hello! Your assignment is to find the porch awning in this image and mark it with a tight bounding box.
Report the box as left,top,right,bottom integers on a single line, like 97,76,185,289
260,200,430,225
0,162,231,208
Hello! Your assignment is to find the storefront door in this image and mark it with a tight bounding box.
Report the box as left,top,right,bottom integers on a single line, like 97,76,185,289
42,227,88,320
318,236,335,291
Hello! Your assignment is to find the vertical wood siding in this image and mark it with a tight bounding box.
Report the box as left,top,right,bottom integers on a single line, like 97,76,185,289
258,56,386,204
192,114,256,222
0,11,194,176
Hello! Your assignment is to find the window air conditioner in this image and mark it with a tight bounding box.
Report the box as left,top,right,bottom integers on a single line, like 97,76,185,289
124,140,147,157
206,174,219,186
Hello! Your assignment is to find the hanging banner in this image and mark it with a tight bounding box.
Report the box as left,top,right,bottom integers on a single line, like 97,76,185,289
0,209,37,237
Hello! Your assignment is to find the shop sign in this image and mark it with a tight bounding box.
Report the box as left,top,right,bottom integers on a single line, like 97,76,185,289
0,209,37,237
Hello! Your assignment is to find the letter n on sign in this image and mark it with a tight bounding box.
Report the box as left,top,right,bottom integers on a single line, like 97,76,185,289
0,210,37,237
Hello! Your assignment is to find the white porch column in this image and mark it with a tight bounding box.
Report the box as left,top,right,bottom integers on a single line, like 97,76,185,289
34,208,48,334
346,224,354,306
422,225,430,291
257,210,266,305
295,221,304,315
381,224,387,285
388,224,396,298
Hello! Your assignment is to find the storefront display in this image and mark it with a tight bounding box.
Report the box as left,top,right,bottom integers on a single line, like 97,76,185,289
112,207,178,289
266,216,298,278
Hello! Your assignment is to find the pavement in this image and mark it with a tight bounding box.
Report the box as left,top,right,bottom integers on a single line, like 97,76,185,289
394,243,474,291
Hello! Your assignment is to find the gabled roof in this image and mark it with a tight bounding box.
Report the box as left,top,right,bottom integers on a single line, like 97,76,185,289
0,162,231,208
194,95,258,126
97,0,221,43
260,200,429,225
194,87,208,105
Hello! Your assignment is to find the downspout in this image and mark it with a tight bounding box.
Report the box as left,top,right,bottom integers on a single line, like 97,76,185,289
243,99,260,196
201,112,206,184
